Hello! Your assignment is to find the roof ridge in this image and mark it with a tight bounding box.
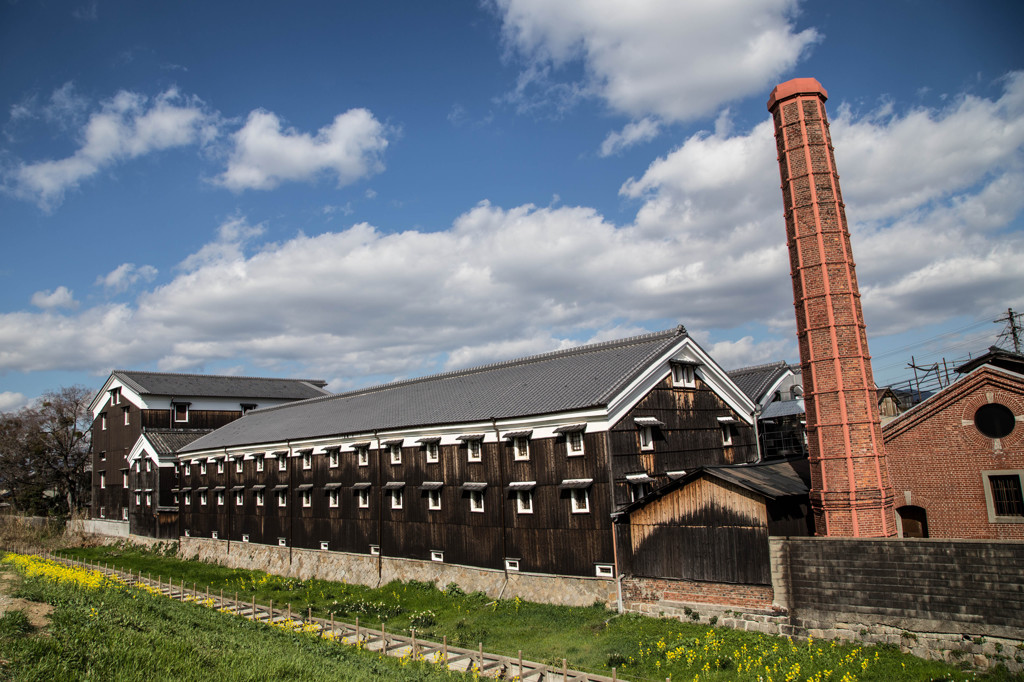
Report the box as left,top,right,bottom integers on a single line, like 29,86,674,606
113,369,328,386
232,326,688,417
726,360,790,375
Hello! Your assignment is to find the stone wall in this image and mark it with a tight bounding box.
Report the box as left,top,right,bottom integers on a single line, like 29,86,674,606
178,537,616,607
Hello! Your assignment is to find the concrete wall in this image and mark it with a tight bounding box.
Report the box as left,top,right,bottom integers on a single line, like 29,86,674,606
179,537,616,608
69,518,130,538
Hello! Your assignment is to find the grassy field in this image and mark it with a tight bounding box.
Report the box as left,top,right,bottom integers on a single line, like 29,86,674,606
49,542,1022,681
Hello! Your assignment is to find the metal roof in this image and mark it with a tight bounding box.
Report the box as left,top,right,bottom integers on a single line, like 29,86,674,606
180,327,689,453
110,370,331,401
726,361,792,403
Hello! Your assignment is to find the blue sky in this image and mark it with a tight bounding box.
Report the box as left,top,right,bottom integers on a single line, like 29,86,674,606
2,0,1023,409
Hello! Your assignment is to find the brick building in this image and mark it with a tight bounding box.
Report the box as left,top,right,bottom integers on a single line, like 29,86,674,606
883,349,1024,538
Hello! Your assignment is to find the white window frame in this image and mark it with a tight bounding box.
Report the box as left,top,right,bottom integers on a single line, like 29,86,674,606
721,424,734,446
504,559,520,572
123,407,130,426
145,492,152,506
173,403,189,423
278,537,287,547
99,472,106,489
369,545,380,556
595,564,614,578
570,488,590,514
184,463,191,477
122,471,128,486
200,461,207,476
329,450,339,468
469,490,485,513
357,488,370,508
121,507,128,520
428,489,442,511
516,490,534,514
216,459,225,474
513,437,530,461
276,490,287,507
135,492,141,506
389,444,402,465
255,455,265,472
242,534,250,543
329,489,340,508
425,442,439,463
277,454,287,472
320,541,329,551
467,439,482,463
255,490,264,507
146,460,153,473
99,506,106,518
100,413,107,430
110,387,120,405
99,450,106,461
184,529,190,537
199,491,208,506
672,363,696,388
211,530,218,540
566,430,585,456
216,491,225,506
389,488,404,510
639,425,654,451
235,490,244,506
430,550,444,563
302,490,312,508
184,492,192,506
302,452,312,470
235,458,243,474
357,446,369,467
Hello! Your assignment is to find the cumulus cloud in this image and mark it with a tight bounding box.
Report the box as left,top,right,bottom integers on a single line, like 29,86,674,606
216,109,389,191
96,263,159,294
0,392,30,412
30,286,78,311
599,118,661,157
4,88,216,210
493,0,818,121
1,76,1021,385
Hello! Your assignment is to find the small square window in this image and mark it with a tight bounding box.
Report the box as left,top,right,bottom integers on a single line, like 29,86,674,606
358,488,370,508
357,446,369,467
278,537,287,547
121,508,128,520
211,530,218,539
255,490,264,507
329,451,339,468
302,452,312,470
567,430,585,456
595,564,614,578
329,489,340,508
235,490,244,506
639,425,654,451
516,490,533,514
390,488,404,510
242,534,250,543
513,437,530,461
721,424,736,446
184,529,191,537
320,541,329,551
302,490,312,508
467,439,482,463
570,488,590,514
672,363,696,388
469,490,485,513
504,559,520,572
370,545,380,556
99,451,106,461
256,455,265,472
99,506,106,518
389,444,402,465
430,550,444,562
425,442,440,463
428,489,442,511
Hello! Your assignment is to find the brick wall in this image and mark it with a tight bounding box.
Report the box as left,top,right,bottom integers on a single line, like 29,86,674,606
771,537,1024,641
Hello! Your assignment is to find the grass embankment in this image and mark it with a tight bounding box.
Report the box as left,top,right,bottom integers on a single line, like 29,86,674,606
57,543,1021,681
0,552,457,681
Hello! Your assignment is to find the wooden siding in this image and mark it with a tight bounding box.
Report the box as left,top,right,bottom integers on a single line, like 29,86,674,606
624,477,771,585
90,400,139,521
608,375,757,507
142,409,243,431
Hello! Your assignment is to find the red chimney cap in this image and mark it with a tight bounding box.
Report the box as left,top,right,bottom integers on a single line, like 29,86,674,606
767,78,828,111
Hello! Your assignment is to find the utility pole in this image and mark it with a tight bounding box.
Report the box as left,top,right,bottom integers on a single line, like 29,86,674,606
995,308,1022,353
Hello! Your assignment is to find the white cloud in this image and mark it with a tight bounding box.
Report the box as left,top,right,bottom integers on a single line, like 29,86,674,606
216,109,389,191
177,215,265,272
5,88,215,210
30,286,78,311
96,263,159,294
0,392,30,412
599,117,661,157
493,0,818,121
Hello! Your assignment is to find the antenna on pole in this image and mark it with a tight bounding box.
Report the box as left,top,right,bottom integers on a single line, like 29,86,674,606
994,308,1023,354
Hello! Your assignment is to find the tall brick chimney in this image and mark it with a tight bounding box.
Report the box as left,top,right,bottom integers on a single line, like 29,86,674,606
767,78,896,537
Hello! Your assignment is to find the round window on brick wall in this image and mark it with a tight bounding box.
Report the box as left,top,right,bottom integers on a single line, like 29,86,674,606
974,403,1016,439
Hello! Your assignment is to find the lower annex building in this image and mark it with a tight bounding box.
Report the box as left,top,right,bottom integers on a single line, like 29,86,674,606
172,326,765,578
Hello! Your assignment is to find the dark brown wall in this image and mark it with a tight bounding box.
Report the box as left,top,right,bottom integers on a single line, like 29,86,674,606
91,400,139,521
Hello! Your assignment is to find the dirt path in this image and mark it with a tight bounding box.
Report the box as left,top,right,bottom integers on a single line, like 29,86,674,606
0,570,52,630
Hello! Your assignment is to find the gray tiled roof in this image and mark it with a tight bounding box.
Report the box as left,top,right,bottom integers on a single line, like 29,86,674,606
141,429,212,464
760,398,805,420
726,361,791,403
113,371,330,400
181,327,689,453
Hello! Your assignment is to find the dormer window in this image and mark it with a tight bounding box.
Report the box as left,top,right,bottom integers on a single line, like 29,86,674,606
110,387,120,405
671,362,697,388
173,403,189,423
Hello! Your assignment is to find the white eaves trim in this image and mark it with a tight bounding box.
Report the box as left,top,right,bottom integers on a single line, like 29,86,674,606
126,434,174,468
